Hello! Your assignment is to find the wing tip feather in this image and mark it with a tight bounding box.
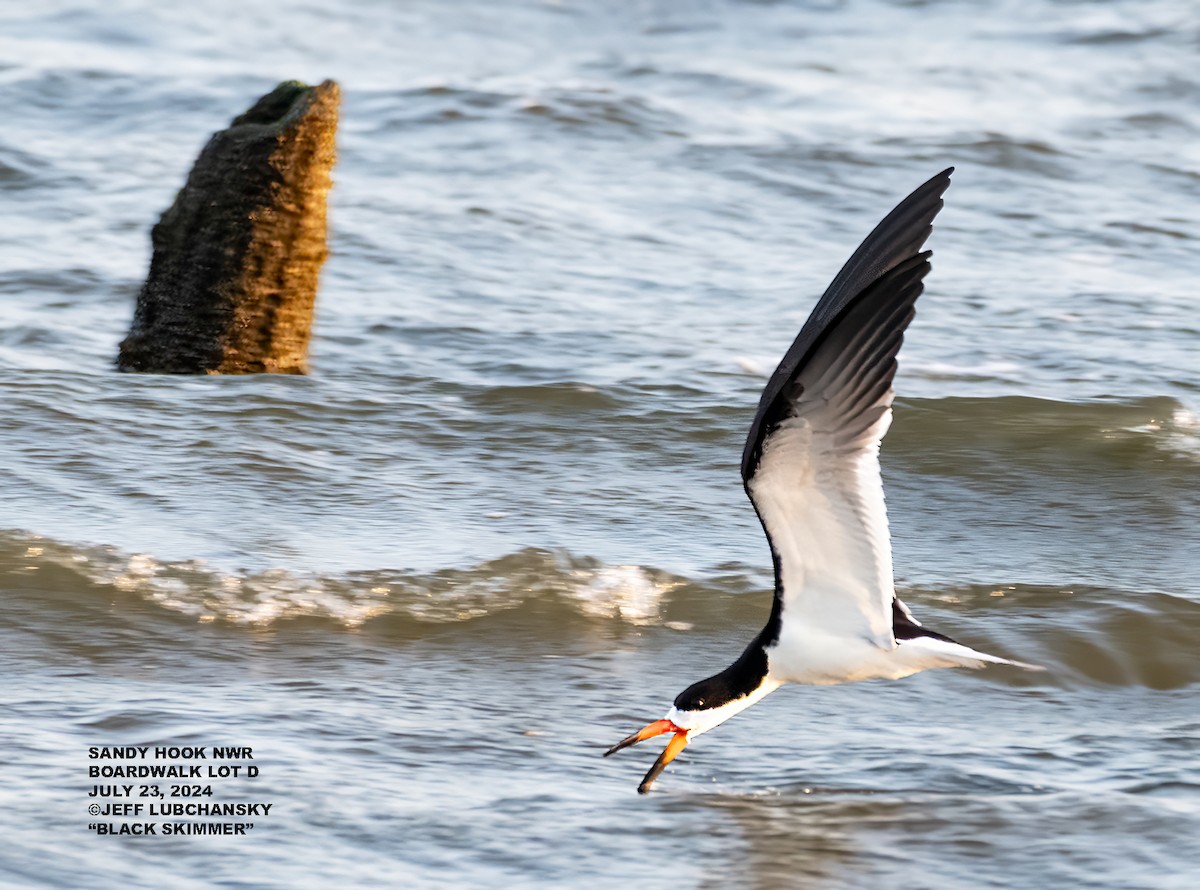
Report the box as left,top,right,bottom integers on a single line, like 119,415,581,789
741,170,953,484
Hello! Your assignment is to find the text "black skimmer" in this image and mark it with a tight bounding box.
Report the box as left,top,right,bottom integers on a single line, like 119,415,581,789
605,168,1042,794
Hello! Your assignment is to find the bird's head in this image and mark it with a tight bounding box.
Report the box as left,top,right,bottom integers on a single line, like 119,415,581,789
604,670,779,793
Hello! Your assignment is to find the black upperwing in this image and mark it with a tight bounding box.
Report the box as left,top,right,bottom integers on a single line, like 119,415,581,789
740,168,954,483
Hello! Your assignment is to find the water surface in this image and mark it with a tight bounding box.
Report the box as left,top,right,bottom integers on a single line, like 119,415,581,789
2,1,1198,887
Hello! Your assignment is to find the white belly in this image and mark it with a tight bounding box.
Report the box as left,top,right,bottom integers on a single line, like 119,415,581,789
765,623,920,685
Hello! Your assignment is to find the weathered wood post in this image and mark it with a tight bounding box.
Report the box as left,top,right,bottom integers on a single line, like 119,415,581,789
118,79,339,374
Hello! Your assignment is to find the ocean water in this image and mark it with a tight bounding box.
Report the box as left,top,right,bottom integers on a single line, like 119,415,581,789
2,1,1199,887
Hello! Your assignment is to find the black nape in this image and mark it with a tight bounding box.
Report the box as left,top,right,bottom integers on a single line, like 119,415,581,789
673,630,771,710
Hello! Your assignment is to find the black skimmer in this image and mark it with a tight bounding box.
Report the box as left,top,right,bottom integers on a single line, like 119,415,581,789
605,168,1041,794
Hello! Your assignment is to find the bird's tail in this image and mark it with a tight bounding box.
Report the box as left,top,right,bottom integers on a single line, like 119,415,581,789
900,635,1045,672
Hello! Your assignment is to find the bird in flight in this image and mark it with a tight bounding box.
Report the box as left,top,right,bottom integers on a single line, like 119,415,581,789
605,168,1041,794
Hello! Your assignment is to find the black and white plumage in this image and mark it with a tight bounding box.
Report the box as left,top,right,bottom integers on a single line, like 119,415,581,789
605,168,1040,794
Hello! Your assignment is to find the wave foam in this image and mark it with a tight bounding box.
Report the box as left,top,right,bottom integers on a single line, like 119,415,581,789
3,535,686,630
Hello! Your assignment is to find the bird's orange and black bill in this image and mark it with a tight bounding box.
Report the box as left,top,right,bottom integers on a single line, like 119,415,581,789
637,731,689,794
604,719,690,794
603,719,676,757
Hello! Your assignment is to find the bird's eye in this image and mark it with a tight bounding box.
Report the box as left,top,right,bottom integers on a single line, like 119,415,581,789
696,698,705,707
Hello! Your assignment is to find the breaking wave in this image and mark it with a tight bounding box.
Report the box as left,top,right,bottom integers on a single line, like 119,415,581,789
3,531,1197,689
